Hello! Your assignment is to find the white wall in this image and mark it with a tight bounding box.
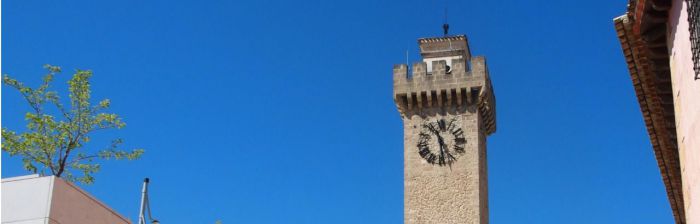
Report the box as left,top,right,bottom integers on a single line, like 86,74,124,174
669,0,700,223
423,56,463,73
2,175,53,224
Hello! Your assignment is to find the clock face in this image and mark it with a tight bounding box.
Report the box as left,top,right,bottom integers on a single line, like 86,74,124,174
417,118,466,166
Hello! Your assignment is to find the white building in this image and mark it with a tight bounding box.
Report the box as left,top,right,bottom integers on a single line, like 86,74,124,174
2,175,131,224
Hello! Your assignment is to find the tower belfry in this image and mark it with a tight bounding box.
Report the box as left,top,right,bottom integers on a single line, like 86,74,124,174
393,34,496,223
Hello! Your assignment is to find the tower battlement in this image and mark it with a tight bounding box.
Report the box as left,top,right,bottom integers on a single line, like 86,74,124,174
396,33,496,224
393,56,496,135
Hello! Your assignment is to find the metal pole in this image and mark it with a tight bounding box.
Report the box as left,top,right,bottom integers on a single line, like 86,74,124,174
138,178,149,224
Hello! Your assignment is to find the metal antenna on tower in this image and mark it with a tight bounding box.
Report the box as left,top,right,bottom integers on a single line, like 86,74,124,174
406,50,409,67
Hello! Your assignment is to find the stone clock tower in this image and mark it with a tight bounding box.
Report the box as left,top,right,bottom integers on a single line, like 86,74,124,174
393,34,496,224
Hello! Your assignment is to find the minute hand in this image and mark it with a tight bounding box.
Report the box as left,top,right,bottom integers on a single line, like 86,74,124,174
437,133,446,157
436,133,445,146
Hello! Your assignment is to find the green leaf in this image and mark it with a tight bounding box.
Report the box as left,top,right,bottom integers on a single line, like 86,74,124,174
2,65,144,185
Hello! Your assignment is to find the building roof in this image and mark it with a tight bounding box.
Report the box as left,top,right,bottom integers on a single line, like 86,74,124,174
614,0,685,223
417,35,467,43
417,35,472,60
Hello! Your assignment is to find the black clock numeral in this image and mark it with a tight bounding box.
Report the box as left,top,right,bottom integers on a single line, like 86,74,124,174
454,145,465,153
426,154,437,164
418,147,430,157
437,119,446,131
455,137,466,145
418,133,430,141
417,140,428,146
452,128,463,136
417,137,429,148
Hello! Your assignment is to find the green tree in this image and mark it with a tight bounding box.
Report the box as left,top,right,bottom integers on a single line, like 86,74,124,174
1,65,143,184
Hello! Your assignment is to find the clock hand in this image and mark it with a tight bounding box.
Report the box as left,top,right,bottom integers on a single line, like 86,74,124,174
437,134,446,165
427,124,440,135
436,132,445,146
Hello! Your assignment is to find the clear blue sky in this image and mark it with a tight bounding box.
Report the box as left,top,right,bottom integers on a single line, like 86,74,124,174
2,0,674,223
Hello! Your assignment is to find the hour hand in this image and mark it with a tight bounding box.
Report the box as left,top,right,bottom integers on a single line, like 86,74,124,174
436,134,445,146
425,124,440,135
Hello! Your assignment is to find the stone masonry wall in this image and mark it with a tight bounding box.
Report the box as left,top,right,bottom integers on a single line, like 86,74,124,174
403,108,487,224
395,55,495,224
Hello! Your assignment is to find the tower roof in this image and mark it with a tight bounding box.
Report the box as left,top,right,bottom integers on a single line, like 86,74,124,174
417,35,471,59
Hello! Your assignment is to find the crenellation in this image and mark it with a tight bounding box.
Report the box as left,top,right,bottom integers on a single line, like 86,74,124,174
412,62,427,80
452,59,467,76
393,58,482,83
394,56,495,121
393,64,408,84
432,60,447,77
470,56,487,78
